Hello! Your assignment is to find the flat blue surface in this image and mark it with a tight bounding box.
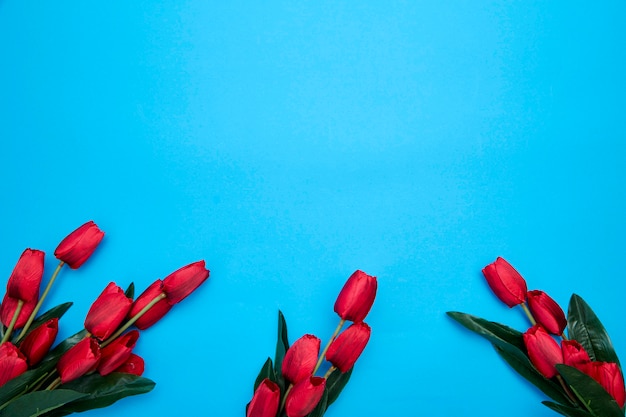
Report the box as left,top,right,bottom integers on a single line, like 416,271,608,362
1,2,625,416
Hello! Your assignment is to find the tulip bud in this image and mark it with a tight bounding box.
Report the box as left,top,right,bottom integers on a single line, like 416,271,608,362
0,295,37,329
334,270,377,322
114,353,145,376
85,282,132,341
128,279,172,330
325,322,371,372
523,325,563,378
19,318,59,366
162,260,210,305
0,342,28,387
282,334,320,384
6,249,45,302
527,290,567,335
580,361,625,408
57,337,101,383
561,339,590,370
482,257,528,307
98,330,140,376
285,376,326,417
54,221,104,269
246,378,280,417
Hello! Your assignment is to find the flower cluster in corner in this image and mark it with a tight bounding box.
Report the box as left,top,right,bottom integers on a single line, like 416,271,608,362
448,257,625,417
247,270,377,417
0,221,210,417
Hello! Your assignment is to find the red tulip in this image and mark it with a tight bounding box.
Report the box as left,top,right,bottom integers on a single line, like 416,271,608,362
527,290,567,335
0,342,28,387
114,353,145,376
523,325,563,378
561,340,590,370
334,270,377,322
282,334,320,384
57,337,101,383
162,260,210,305
85,282,132,341
0,295,37,329
54,221,104,269
19,318,59,366
482,257,528,307
6,249,45,302
98,330,139,376
128,279,171,330
247,378,280,417
285,376,326,417
325,322,371,372
581,361,625,407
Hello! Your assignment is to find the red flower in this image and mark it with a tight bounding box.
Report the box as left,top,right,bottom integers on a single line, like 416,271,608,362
85,282,132,341
482,257,528,307
128,279,172,330
325,322,371,372
285,376,326,417
523,325,563,378
98,330,139,376
0,342,28,387
57,337,101,383
247,378,280,417
114,353,144,376
54,221,104,269
561,339,590,370
581,361,626,407
0,295,37,329
6,249,45,302
527,290,567,335
19,318,59,366
334,270,377,322
162,260,210,305
282,334,320,384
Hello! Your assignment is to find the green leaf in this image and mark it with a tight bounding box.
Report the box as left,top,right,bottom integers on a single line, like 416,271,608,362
556,364,624,417
325,367,353,408
253,358,276,391
305,389,328,417
124,283,135,300
274,310,290,391
542,401,595,417
0,389,87,417
567,295,621,367
447,311,525,351
15,302,73,343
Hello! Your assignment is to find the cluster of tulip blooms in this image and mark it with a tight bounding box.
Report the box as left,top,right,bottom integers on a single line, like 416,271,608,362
0,221,210,417
449,257,625,417
247,270,377,417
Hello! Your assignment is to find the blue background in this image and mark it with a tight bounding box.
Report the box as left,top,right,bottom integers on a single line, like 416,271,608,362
1,1,625,416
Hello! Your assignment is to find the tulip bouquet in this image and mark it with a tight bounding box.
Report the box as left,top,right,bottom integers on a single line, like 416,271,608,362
448,257,625,417
246,270,377,417
0,221,210,417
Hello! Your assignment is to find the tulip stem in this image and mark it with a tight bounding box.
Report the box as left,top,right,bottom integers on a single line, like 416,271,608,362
312,319,345,375
16,262,65,343
278,384,293,414
45,377,62,391
101,293,167,348
323,366,337,379
556,375,582,407
520,302,536,326
1,299,24,344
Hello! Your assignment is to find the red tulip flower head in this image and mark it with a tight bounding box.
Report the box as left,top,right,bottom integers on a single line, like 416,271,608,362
523,325,563,378
128,279,172,330
0,342,28,387
581,361,626,408
57,337,101,384
6,249,45,302
98,330,139,376
282,334,321,384
54,221,104,269
334,270,377,322
527,290,567,335
19,318,59,366
114,353,145,376
285,376,326,417
325,321,371,372
482,257,528,307
247,378,281,417
85,282,132,341
162,260,210,305
561,339,591,370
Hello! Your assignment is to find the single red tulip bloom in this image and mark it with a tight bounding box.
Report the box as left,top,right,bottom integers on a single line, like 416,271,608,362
128,279,172,330
54,221,104,269
85,282,132,341
0,295,37,329
285,376,326,417
561,339,590,370
162,260,210,305
334,270,377,322
482,257,528,307
114,353,145,376
57,337,101,383
325,322,371,372
527,290,567,335
98,330,139,376
19,318,59,366
247,378,280,417
0,342,28,387
523,325,563,378
282,334,321,384
581,361,625,408
6,249,45,302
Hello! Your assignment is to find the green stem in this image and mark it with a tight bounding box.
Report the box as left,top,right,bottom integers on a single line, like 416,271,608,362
278,384,293,414
312,319,345,375
323,366,337,379
45,376,62,391
520,302,536,326
101,292,166,348
1,299,24,344
16,262,65,342
556,375,582,407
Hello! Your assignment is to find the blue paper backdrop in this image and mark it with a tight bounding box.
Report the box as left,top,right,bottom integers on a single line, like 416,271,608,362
1,1,625,416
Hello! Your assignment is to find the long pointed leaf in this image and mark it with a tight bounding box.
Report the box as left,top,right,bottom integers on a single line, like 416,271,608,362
557,364,624,417
543,401,595,417
274,310,289,391
0,389,86,417
253,357,276,391
325,367,353,408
